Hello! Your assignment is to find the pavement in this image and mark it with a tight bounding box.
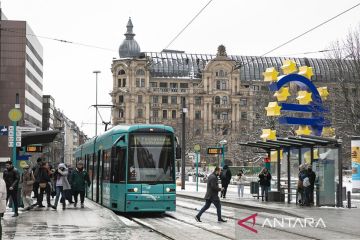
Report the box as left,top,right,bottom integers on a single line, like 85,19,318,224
1,199,164,240
177,181,360,218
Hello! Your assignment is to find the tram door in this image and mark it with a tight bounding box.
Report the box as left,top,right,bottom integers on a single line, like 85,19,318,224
99,150,104,205
93,152,98,202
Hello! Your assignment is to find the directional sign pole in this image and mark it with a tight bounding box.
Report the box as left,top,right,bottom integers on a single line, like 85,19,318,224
196,152,199,192
12,121,17,168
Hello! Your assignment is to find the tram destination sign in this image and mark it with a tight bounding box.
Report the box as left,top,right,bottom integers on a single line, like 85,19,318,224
207,147,223,155
131,134,172,146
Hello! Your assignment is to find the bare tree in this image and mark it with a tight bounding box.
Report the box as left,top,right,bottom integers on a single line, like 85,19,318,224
327,25,360,166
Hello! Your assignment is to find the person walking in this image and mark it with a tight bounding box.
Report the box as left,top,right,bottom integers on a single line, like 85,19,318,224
220,165,232,198
258,168,271,202
307,165,316,205
20,164,35,210
236,170,246,198
0,178,7,239
195,167,227,223
3,161,19,217
70,161,90,208
32,157,42,199
35,162,53,208
52,163,71,210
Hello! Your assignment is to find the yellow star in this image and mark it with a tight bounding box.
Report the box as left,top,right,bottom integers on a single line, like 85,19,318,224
322,127,335,137
274,87,291,101
298,66,314,79
265,102,281,116
296,91,312,105
263,67,279,82
281,60,297,75
295,125,312,136
317,87,329,100
260,129,277,141
271,150,283,162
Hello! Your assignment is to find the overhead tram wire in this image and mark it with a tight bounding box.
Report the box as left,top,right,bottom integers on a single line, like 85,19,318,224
0,27,116,52
163,0,214,50
234,2,360,70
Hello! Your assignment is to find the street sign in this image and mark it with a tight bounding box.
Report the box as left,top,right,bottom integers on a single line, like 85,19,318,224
8,142,21,147
207,147,223,155
8,108,22,122
8,126,36,132
0,126,8,136
8,136,21,142
8,131,21,137
194,144,201,152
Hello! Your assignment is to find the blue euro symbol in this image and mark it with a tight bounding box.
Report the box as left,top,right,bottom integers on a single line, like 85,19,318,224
268,74,330,136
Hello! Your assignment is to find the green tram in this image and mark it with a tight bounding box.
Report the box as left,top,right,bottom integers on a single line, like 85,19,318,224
74,124,177,212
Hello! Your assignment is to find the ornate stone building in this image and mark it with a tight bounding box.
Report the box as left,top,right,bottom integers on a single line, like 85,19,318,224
110,18,359,166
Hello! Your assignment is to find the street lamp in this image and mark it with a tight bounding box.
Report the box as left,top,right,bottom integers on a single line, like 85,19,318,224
219,139,227,167
93,71,101,137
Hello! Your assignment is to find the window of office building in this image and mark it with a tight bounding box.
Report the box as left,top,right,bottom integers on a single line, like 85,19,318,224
195,96,202,105
240,98,247,106
138,95,143,104
162,110,168,119
221,80,227,90
171,110,176,119
117,79,121,87
137,109,143,118
152,96,159,103
170,82,178,89
215,96,220,104
118,69,126,75
162,96,168,104
195,110,201,120
171,96,177,104
216,80,221,90
180,83,188,88
241,112,247,120
122,78,126,87
153,110,158,118
136,78,145,87
119,109,124,118
251,85,260,91
159,82,168,88
222,112,228,120
136,69,145,76
222,96,228,105
150,82,157,87
119,95,124,103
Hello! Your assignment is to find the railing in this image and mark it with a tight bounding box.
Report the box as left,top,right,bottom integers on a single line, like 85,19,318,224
149,87,190,93
213,119,231,124
150,117,162,123
213,104,231,109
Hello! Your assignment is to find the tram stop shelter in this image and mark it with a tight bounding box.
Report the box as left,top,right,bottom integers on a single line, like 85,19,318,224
239,135,343,207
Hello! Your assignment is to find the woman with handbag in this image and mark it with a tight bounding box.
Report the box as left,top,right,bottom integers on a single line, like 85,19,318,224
21,164,35,210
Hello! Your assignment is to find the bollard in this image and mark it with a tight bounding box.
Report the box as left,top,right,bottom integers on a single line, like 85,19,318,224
347,191,351,209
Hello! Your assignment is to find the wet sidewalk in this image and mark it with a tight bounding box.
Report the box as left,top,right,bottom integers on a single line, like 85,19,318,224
1,200,162,240
177,181,360,218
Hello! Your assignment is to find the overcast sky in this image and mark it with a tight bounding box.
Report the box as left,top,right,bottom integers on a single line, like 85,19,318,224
1,0,360,138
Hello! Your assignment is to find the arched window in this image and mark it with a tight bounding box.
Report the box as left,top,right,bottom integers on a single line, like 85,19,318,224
119,109,124,118
222,96,228,105
118,69,126,75
136,69,145,76
215,96,220,105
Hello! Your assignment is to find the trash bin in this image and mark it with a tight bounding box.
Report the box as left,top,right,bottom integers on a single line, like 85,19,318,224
250,182,259,195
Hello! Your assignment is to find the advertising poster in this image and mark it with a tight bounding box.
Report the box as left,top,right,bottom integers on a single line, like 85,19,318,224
351,137,360,193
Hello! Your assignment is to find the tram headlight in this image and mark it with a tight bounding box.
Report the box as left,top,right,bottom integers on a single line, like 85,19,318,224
133,187,138,193
166,187,170,192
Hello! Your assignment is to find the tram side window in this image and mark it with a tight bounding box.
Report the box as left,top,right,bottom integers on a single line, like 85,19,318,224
103,149,111,182
111,147,126,183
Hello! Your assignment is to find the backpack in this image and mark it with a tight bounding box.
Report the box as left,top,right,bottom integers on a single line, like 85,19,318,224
303,177,310,187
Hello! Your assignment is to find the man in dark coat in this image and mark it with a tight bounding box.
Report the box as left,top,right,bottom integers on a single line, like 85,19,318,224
259,168,272,201
220,165,232,198
3,161,19,217
195,167,227,223
32,157,43,199
307,165,316,205
70,161,90,208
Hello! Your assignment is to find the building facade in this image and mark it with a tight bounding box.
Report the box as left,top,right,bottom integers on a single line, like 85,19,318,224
42,95,54,131
0,8,43,161
110,19,359,166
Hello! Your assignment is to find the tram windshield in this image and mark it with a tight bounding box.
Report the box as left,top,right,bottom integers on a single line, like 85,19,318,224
128,134,175,183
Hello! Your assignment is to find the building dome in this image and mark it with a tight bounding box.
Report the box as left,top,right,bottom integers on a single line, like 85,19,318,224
119,18,141,58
